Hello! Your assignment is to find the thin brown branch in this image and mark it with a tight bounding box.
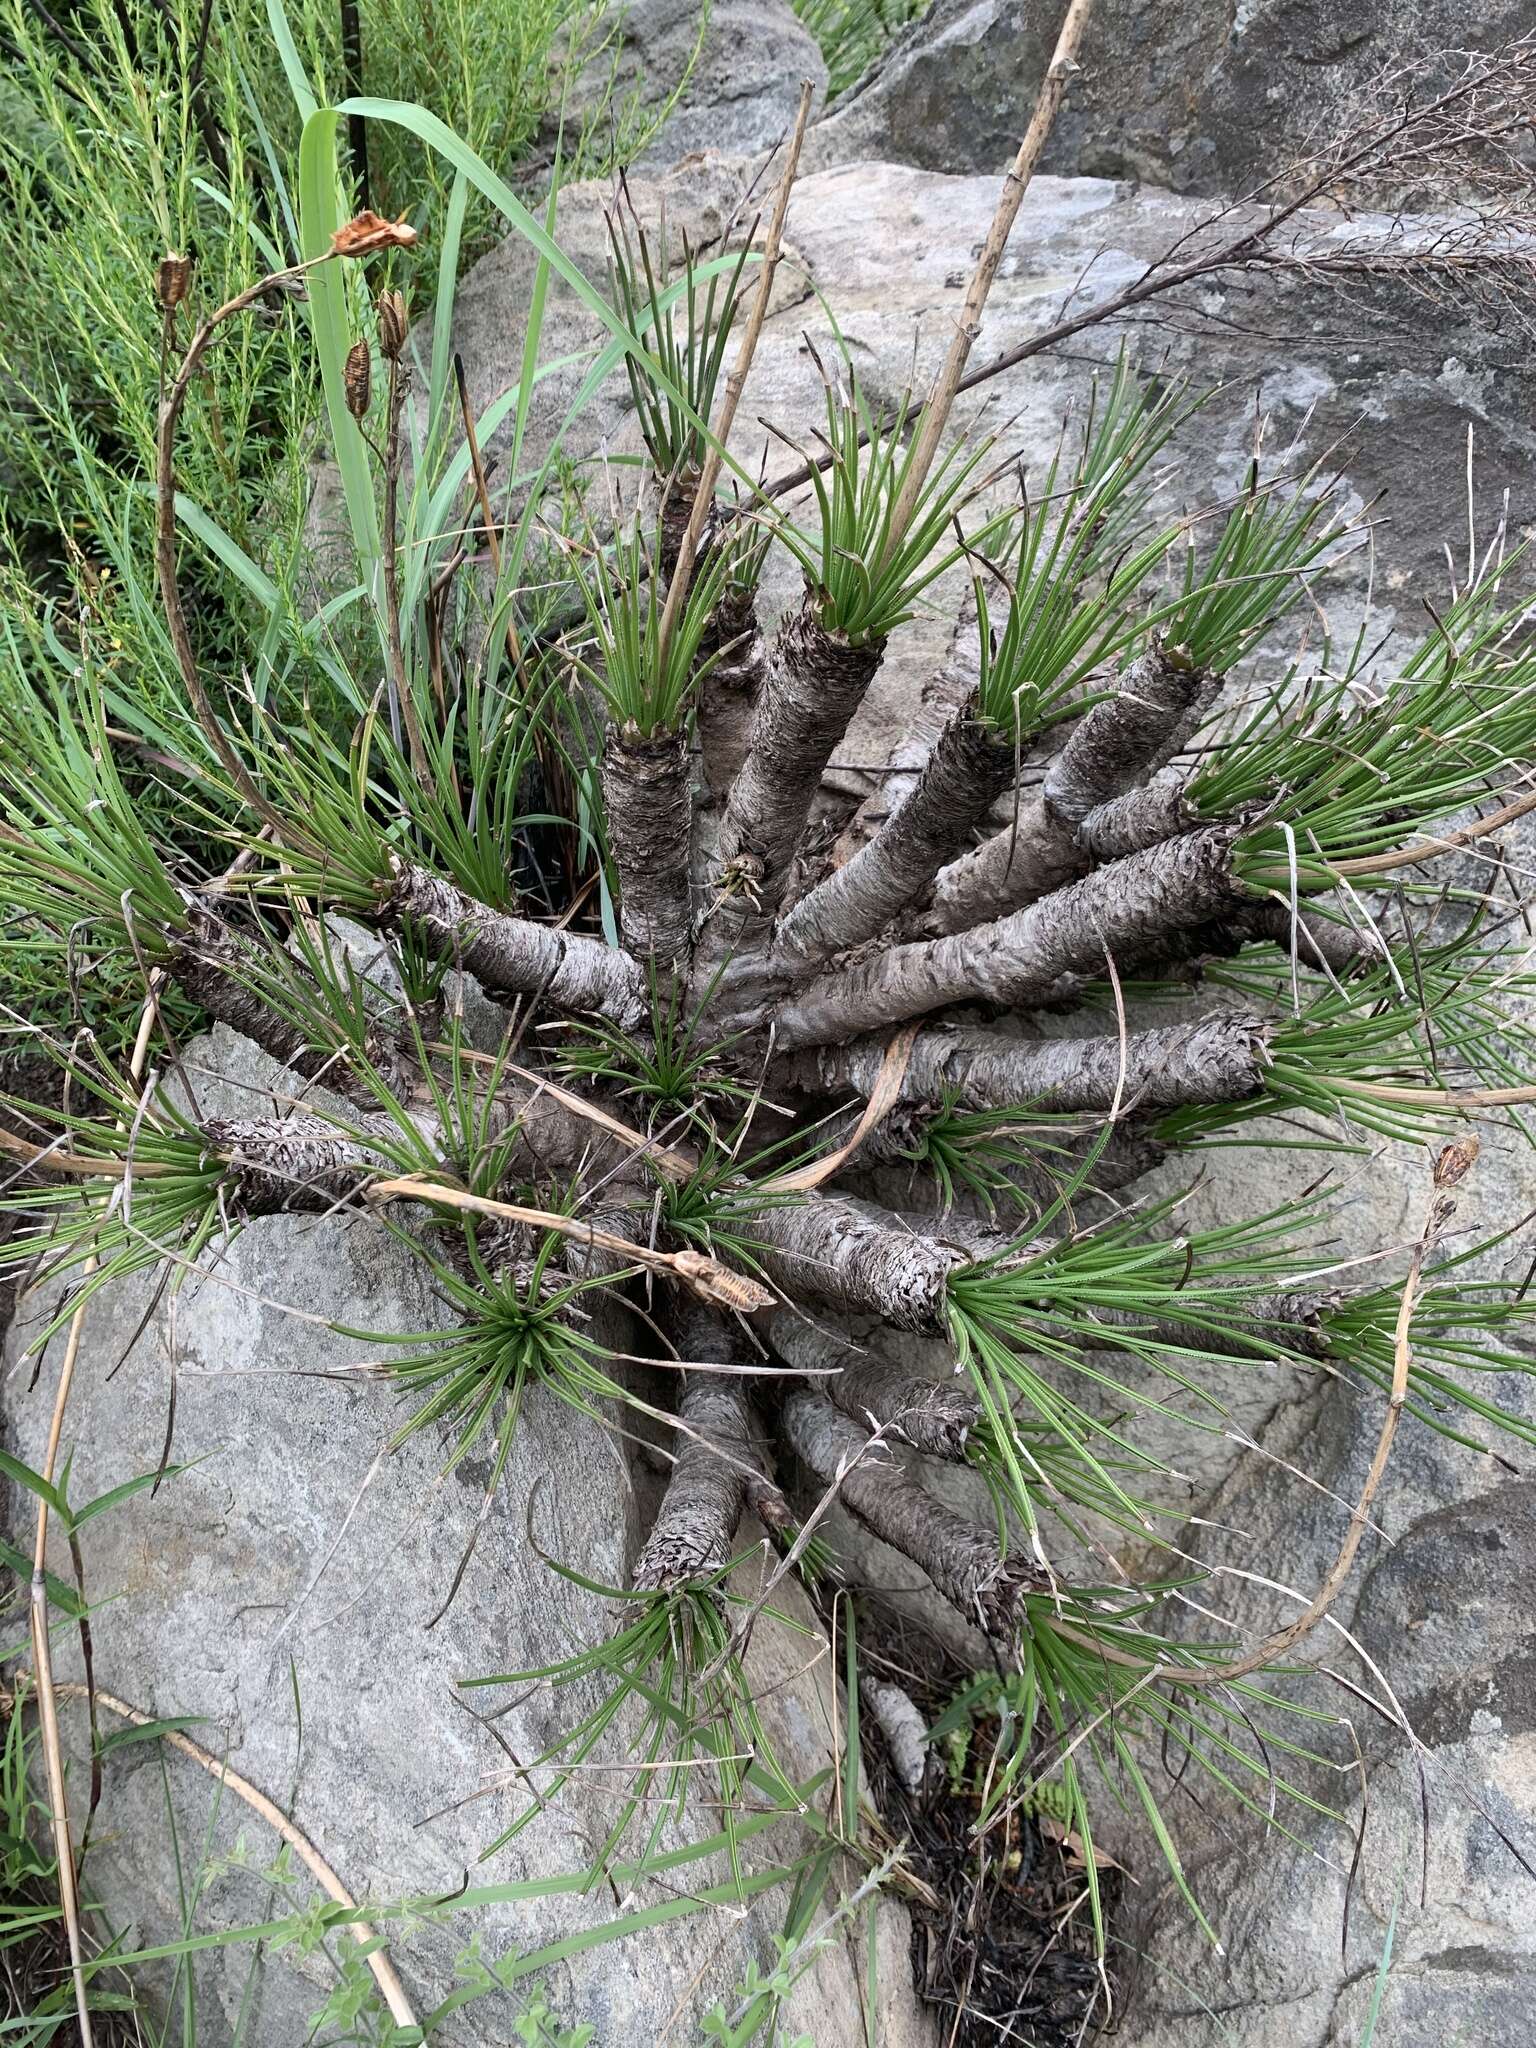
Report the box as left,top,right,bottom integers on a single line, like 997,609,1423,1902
1052,1138,1476,1689
874,0,1095,570
654,80,813,676
30,1680,417,2029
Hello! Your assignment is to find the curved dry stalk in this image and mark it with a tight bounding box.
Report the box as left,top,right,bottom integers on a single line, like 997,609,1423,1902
363,1172,774,1312
155,256,339,833
380,345,435,796
1317,781,1536,881
33,1681,417,2029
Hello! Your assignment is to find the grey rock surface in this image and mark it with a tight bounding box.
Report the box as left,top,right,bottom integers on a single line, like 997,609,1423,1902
567,0,827,168
1120,1424,1536,2046
375,153,1536,827
1,1026,936,2045
807,0,1536,195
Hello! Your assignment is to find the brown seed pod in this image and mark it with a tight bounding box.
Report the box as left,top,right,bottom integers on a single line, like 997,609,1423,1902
344,337,372,421
376,288,408,362
156,252,193,312
330,209,418,257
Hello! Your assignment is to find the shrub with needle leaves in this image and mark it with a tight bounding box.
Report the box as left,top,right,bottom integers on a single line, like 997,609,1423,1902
777,368,1003,644
15,43,1536,2029
463,1556,807,1880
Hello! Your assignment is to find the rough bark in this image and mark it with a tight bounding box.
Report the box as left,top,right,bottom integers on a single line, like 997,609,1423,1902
700,584,763,691
601,725,694,966
924,646,1212,936
829,1353,980,1458
791,1012,1272,1118
632,1302,791,1591
924,788,1089,935
388,864,645,1030
774,693,1016,967
695,586,767,808
705,600,886,952
656,480,697,588
632,1380,757,1590
743,1195,968,1332
1236,899,1383,977
767,1314,980,1458
831,608,984,864
172,904,401,1108
773,827,1244,1049
1043,894,1380,991
203,1114,396,1213
1074,781,1197,864
782,1389,1035,1639
1042,641,1206,826
1083,1290,1340,1362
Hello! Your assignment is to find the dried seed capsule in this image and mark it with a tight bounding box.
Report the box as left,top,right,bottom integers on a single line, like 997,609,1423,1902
344,337,372,421
330,209,418,257
376,287,408,362
156,252,193,312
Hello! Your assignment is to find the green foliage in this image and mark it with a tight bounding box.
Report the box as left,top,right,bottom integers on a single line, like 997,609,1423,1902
573,517,736,735
0,1089,236,1344
1171,927,1536,1145
464,1559,807,1878
1324,1230,1536,1453
348,1218,629,1473
556,968,756,1133
608,209,753,485
790,0,926,97
929,1585,1344,1948
0,670,201,934
1198,558,1536,888
1158,458,1348,673
775,366,1001,643
946,1196,1340,1532
968,356,1194,735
